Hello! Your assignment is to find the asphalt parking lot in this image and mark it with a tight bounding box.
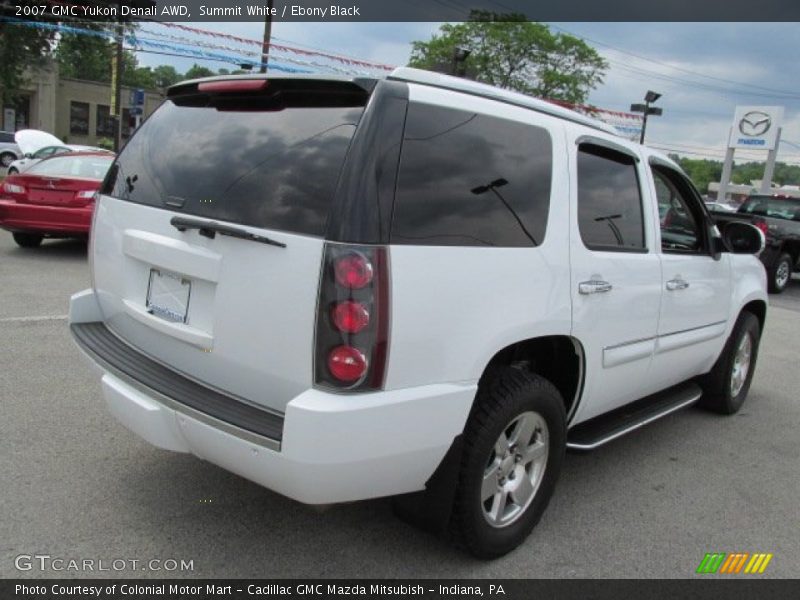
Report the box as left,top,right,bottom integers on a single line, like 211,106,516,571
1,234,798,579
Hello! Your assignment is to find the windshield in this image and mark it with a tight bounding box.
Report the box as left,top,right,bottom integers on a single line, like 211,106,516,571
739,196,800,221
102,94,366,237
28,154,114,179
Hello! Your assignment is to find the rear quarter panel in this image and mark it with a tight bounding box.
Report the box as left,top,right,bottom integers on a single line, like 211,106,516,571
385,85,572,390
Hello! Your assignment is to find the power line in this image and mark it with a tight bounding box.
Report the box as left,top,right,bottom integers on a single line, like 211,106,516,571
549,23,800,99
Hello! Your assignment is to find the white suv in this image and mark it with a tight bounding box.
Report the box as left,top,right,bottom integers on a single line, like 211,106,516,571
70,68,767,558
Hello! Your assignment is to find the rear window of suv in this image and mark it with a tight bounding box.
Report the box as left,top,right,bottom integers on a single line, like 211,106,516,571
103,83,367,237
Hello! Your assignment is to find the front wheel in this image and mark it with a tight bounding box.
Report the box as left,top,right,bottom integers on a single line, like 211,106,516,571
451,368,565,558
0,152,15,168
12,232,44,248
699,312,761,415
768,253,793,294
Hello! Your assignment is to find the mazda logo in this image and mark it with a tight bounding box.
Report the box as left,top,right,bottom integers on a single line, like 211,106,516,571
739,111,772,137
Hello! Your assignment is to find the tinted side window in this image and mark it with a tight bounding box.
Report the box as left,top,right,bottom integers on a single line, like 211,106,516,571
577,144,645,251
0,132,14,143
392,104,552,247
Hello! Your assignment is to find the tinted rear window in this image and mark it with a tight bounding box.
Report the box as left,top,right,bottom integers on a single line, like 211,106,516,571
104,93,365,236
391,103,552,247
740,196,800,221
0,132,14,143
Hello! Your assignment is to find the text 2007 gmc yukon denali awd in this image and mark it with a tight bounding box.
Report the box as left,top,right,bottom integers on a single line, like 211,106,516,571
69,68,768,557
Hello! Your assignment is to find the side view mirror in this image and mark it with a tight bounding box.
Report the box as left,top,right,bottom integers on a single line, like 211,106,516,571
722,221,765,255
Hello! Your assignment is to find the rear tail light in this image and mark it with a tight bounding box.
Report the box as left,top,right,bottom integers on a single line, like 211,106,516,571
753,219,769,237
315,244,390,391
75,190,97,201
331,300,370,334
334,252,374,289
327,346,368,383
3,182,25,195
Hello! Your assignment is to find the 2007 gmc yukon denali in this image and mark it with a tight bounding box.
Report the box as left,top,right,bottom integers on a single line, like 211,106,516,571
70,68,768,557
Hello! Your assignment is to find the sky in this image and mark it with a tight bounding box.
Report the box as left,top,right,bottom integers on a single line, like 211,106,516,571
135,21,800,167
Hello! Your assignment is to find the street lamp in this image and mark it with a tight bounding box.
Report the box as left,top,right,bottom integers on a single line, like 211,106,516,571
630,90,663,144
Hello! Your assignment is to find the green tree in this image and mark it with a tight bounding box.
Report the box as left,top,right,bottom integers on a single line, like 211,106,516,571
0,19,55,105
55,31,114,82
183,64,216,80
408,11,607,104
670,156,723,194
152,65,181,89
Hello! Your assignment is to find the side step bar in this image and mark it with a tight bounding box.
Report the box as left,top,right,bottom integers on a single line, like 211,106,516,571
567,381,702,451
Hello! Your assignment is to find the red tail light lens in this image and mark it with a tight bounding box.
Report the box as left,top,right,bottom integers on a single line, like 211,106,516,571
334,252,374,289
315,244,389,391
328,346,368,383
754,219,769,236
3,182,25,195
332,301,370,334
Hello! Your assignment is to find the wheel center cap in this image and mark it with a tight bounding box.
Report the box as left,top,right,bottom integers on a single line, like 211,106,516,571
500,455,515,476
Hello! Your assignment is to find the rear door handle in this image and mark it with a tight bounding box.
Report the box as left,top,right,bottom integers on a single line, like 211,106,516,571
579,280,613,295
666,278,690,291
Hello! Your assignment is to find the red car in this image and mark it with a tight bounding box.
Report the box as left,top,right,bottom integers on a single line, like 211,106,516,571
0,151,114,247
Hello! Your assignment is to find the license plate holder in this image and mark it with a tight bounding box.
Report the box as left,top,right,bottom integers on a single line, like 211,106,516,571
146,268,191,323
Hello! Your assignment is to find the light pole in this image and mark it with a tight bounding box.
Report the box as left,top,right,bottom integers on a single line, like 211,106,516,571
631,90,663,144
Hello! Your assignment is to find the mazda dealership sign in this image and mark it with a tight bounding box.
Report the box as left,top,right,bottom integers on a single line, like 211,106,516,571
728,106,783,150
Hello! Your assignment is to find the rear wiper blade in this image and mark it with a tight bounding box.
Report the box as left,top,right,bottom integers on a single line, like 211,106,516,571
170,216,287,248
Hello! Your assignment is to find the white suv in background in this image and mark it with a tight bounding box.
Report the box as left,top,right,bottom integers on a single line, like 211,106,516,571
70,68,767,558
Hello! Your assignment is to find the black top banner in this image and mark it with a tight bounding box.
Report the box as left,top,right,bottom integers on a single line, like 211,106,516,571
2,0,799,22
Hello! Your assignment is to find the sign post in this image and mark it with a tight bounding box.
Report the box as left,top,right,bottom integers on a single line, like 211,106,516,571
718,106,784,202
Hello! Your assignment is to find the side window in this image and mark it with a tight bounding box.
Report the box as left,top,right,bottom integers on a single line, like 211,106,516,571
651,166,705,253
392,103,553,247
577,143,646,251
34,147,55,158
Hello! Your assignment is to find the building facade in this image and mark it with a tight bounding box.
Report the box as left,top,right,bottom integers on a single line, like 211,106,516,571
1,61,163,146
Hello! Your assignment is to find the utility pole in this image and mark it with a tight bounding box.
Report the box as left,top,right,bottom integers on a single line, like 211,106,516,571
259,0,275,73
112,0,124,152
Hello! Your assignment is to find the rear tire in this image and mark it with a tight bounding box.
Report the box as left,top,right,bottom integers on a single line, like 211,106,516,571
768,253,792,293
12,232,44,248
698,312,761,415
1,152,15,168
450,368,565,558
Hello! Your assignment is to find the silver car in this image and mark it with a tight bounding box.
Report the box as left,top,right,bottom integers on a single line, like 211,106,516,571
0,131,22,168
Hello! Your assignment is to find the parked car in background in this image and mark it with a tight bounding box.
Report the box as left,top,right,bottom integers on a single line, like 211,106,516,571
0,131,22,168
704,201,737,213
7,144,111,175
713,194,800,293
0,151,114,247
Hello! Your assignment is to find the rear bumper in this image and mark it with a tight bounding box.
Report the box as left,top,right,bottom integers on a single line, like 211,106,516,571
69,289,475,504
0,199,92,234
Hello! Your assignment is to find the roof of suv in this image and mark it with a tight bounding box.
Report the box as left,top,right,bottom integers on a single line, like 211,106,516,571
389,67,620,136
170,68,619,137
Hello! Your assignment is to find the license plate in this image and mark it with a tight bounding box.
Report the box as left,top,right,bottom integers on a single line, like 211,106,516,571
146,269,191,323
